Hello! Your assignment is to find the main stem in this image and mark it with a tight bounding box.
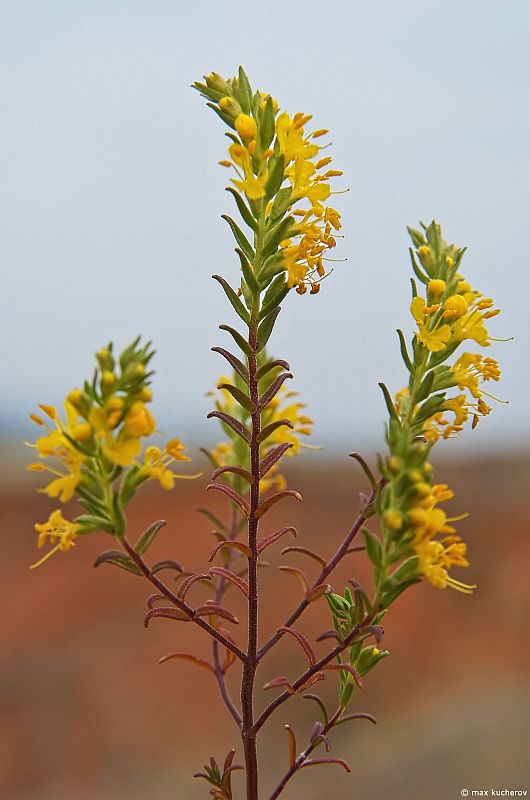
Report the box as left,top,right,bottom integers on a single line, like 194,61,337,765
241,296,261,799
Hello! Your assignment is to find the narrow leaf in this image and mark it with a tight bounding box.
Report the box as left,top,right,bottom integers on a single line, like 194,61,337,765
159,652,216,674
256,489,302,518
256,306,281,352
197,507,228,533
262,676,294,694
150,559,183,574
144,607,191,627
278,565,309,594
221,214,255,261
255,358,290,381
362,528,383,568
257,526,297,553
281,546,327,568
211,346,249,383
209,540,252,562
194,604,240,625
217,382,256,414
209,566,249,597
302,693,329,725
225,187,257,231
278,626,317,666
93,550,142,576
265,154,286,200
258,418,294,443
258,372,293,411
349,452,377,489
323,663,363,688
212,465,254,485
284,724,297,768
336,712,377,726
219,324,254,357
379,382,399,421
259,442,293,478
207,410,251,445
206,483,251,517
397,329,414,373
301,758,351,773
212,275,250,325
177,572,212,600
135,520,167,555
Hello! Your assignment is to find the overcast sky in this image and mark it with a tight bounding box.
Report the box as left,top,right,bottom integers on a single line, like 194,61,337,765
2,0,529,461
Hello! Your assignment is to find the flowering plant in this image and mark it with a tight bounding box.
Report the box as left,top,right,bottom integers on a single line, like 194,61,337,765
27,67,505,799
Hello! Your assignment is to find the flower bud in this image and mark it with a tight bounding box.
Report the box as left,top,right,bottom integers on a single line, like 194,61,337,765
428,279,446,298
443,294,468,319
235,113,257,143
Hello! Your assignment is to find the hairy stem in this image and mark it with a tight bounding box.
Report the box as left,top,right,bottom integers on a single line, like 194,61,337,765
212,508,243,727
241,295,262,799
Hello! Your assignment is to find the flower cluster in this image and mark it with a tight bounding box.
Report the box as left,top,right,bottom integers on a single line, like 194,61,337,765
27,338,194,567
193,67,344,294
375,222,504,596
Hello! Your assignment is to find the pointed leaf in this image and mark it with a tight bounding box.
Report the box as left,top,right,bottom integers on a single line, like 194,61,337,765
262,676,294,693
225,187,257,232
206,483,251,517
259,442,293,478
221,215,255,260
256,306,280,352
258,372,292,411
281,546,327,568
265,154,286,200
93,550,142,576
306,583,333,602
302,693,329,725
284,724,297,768
194,604,239,625
212,275,250,325
210,566,249,597
301,757,351,773
150,559,184,574
135,520,166,555
207,410,251,445
323,663,363,688
235,248,260,292
209,540,252,562
336,712,377,726
278,626,317,665
211,346,249,383
255,358,290,381
212,465,254,485
144,607,191,627
159,652,216,674
257,526,297,553
278,565,309,594
256,489,302,518
217,382,256,414
219,324,254,357
177,572,213,600
258,418,294,443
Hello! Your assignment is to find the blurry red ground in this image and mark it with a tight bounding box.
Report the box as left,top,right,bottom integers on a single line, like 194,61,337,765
1,454,529,799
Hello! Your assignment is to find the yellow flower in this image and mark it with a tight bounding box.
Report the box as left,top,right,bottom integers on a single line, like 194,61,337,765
235,113,257,143
31,510,81,569
124,402,156,437
140,440,196,489
442,294,468,319
417,322,451,352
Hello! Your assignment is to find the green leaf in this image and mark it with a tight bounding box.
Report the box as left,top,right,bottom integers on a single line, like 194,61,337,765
256,306,280,352
206,102,235,130
135,520,167,556
409,249,429,284
397,329,414,373
237,65,252,113
219,324,254,357
93,550,142,576
261,216,295,261
221,214,255,260
378,382,399,421
264,155,286,200
362,528,383,567
416,370,435,402
212,275,250,324
259,95,276,151
413,393,445,426
382,578,421,608
75,514,115,533
217,382,256,414
235,248,260,292
225,187,257,231
269,186,292,222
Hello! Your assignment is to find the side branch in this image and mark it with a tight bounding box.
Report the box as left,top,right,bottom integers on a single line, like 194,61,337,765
258,485,378,659
120,536,246,663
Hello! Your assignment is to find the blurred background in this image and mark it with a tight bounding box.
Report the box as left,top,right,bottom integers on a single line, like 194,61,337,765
1,1,529,798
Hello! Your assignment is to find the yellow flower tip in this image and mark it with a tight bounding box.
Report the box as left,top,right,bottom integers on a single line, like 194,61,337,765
124,402,156,438
165,438,191,461
443,294,468,319
106,395,125,411
247,139,257,155
38,404,58,420
218,160,232,168
315,156,332,169
129,364,145,378
414,481,431,499
417,245,432,267
383,509,403,531
410,296,426,322
101,370,116,388
30,413,46,426
31,510,81,569
235,113,257,143
428,279,446,298
483,309,500,319
408,507,429,527
219,96,242,117
67,389,83,408
26,462,45,471
72,422,92,443
139,387,153,402
387,455,403,474
311,128,329,138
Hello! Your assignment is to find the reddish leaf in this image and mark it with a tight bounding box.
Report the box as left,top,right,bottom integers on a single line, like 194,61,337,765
144,607,190,627
259,442,293,478
305,583,333,602
194,604,239,625
258,418,294,443
323,663,363,688
206,483,250,518
262,676,294,694
278,626,317,666
301,672,325,691
284,724,297,768
258,372,293,411
278,565,309,594
207,410,251,444
212,465,254,485
146,593,166,609
280,546,326,568
257,526,297,553
219,627,238,673
301,757,351,773
177,572,212,600
158,652,215,674
209,566,249,597
256,490,302,519
209,540,252,563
